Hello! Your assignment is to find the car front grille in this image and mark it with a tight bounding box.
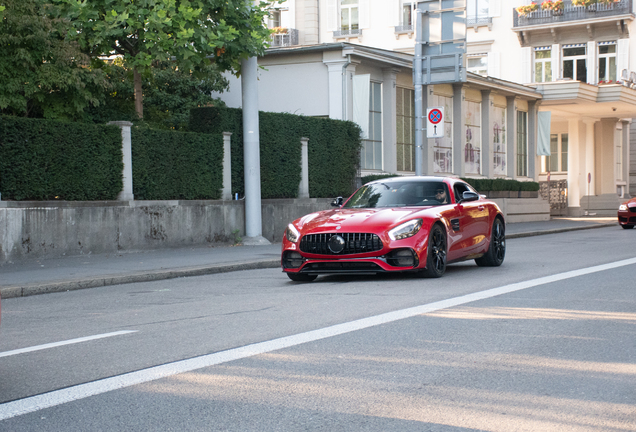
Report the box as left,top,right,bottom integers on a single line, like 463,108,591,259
629,206,636,213
302,262,383,272
299,233,383,255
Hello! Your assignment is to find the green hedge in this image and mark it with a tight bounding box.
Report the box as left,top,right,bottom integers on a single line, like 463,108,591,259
0,116,123,200
461,177,540,192
132,127,223,200
189,107,362,198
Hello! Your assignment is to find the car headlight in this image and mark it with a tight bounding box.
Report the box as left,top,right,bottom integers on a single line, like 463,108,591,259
619,204,628,211
286,224,300,243
389,219,423,241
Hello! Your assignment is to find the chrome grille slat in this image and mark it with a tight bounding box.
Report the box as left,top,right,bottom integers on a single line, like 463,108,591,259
300,233,383,255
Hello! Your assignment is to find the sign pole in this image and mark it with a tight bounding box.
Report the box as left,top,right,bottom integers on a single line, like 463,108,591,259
414,9,424,176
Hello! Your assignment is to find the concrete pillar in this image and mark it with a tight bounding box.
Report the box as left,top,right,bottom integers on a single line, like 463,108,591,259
622,120,631,196
506,96,516,179
528,100,537,179
299,137,310,198
587,41,597,84
481,90,492,178
453,84,464,177
567,118,583,210
222,132,232,200
382,68,399,174
582,118,596,199
108,121,134,201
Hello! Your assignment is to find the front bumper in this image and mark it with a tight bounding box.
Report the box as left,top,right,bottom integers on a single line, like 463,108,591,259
618,210,636,226
281,248,423,275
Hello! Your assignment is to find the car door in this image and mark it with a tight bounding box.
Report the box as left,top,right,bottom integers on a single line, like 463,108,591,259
446,182,487,260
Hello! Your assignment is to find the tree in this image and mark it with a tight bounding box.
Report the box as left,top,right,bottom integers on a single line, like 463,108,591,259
0,0,109,119
86,59,228,129
56,0,273,119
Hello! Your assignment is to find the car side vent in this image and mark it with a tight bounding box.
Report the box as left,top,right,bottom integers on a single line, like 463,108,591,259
300,233,383,255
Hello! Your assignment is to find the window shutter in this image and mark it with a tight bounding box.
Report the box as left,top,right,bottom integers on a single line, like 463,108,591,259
489,0,501,17
487,52,500,78
360,0,370,29
327,0,337,31
389,0,400,27
353,75,371,139
521,47,532,84
618,39,629,80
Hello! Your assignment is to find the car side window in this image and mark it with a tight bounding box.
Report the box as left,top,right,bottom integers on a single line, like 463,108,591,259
453,183,469,202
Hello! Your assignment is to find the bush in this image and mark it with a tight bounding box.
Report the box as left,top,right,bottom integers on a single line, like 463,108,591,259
132,126,223,200
360,174,400,185
0,116,122,200
189,107,362,199
461,177,539,193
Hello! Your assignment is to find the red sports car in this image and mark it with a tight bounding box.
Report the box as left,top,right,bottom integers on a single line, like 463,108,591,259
618,196,636,229
281,176,506,281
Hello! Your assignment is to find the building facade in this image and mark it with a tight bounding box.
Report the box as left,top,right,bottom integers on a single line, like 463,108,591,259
214,0,636,215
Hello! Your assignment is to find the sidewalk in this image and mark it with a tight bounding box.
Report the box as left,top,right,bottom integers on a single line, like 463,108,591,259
0,217,617,299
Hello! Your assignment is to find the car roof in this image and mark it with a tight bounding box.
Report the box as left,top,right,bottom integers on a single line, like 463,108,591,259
366,176,462,185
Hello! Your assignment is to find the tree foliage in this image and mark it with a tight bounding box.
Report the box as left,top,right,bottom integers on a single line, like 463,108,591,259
55,0,273,118
86,60,228,129
0,0,109,120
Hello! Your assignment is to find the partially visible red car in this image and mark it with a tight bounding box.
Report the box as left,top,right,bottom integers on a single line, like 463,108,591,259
281,176,506,281
618,196,636,229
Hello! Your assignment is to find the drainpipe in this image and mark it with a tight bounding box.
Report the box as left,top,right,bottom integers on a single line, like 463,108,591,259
342,53,351,120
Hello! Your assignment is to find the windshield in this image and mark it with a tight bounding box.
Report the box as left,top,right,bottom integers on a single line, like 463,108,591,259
343,181,450,208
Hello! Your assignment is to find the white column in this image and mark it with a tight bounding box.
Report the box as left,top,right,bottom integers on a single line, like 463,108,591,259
382,68,399,174
551,44,561,81
108,121,134,201
587,41,597,84
298,137,310,198
582,118,596,199
222,132,232,200
567,118,582,211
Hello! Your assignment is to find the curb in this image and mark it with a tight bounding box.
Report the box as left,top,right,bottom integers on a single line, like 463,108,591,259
0,259,281,299
0,222,617,299
505,222,616,239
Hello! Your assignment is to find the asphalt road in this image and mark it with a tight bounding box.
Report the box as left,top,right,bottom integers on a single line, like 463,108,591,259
0,226,634,431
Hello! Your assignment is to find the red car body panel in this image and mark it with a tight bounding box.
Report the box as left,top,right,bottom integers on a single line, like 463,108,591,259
281,176,504,276
618,196,636,227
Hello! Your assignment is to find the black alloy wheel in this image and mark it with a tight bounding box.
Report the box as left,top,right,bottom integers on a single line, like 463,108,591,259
475,217,506,267
419,224,447,278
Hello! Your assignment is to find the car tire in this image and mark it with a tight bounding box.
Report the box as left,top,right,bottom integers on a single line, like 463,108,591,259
287,273,317,282
621,224,634,229
475,217,506,267
419,224,447,278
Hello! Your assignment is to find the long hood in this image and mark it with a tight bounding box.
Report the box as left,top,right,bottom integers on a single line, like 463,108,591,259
296,207,435,233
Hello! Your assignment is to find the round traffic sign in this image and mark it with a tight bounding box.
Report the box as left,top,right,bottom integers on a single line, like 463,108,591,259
428,108,442,124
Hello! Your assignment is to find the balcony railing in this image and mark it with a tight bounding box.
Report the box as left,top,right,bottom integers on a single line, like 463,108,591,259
513,0,633,27
333,28,362,38
269,28,299,48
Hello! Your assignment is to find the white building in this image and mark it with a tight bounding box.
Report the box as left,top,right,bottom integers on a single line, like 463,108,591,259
214,0,636,216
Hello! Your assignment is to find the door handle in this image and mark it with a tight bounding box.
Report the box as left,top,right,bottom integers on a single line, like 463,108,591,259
478,205,485,211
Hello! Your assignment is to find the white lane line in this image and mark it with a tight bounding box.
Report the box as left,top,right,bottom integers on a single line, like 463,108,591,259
0,331,138,359
1,257,635,421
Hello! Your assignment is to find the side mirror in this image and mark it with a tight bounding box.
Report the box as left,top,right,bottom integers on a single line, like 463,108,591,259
459,191,480,203
331,196,344,207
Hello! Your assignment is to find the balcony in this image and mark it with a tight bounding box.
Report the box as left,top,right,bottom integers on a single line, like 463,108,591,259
394,23,414,38
269,28,299,48
513,0,633,28
333,28,362,40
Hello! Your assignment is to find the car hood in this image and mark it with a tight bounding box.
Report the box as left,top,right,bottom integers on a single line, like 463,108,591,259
623,197,636,207
296,207,435,233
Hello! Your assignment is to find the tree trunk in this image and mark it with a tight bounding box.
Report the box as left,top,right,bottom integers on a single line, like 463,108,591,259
134,67,143,119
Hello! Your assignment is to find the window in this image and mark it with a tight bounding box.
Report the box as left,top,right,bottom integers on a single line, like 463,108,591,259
541,134,568,173
340,0,358,32
563,45,586,82
517,111,528,177
467,54,488,76
402,2,413,26
464,100,481,175
361,82,382,170
433,95,453,173
492,105,506,175
534,47,552,83
396,88,415,172
268,10,281,28
467,0,489,25
599,42,617,83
